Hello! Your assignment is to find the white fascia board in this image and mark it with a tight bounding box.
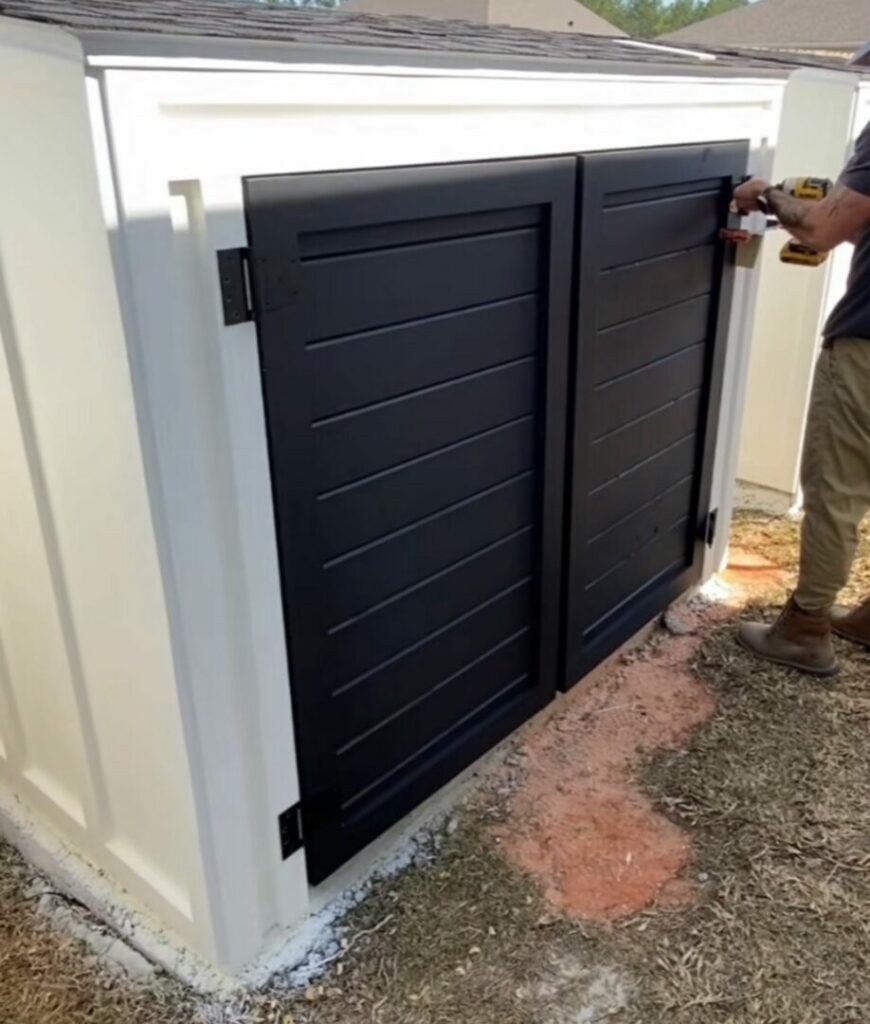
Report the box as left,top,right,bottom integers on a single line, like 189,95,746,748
76,28,790,82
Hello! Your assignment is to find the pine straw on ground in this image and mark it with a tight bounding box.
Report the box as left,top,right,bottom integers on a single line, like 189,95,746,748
730,512,870,599
286,512,870,1024
2,511,869,1023
0,841,200,1024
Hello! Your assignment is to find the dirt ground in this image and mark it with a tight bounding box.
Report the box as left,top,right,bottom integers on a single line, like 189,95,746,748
2,511,869,1024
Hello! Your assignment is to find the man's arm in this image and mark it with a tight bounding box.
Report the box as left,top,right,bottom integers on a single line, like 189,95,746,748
734,177,870,252
765,183,870,252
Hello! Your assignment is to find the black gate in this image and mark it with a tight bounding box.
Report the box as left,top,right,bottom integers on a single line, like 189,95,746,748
563,142,747,688
244,159,574,882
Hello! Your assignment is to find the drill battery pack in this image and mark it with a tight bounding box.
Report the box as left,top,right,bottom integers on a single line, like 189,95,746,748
777,177,834,268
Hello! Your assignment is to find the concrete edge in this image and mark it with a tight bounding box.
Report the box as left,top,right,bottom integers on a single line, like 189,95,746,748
0,783,236,994
734,479,800,517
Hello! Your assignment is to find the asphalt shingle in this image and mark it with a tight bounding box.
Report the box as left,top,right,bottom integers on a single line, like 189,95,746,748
0,0,851,72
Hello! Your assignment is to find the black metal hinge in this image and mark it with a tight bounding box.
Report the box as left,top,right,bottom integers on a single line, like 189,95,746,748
217,248,253,326
218,248,304,324
704,508,719,548
278,803,304,860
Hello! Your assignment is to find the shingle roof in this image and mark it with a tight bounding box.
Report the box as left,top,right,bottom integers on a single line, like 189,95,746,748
0,0,849,73
663,0,870,51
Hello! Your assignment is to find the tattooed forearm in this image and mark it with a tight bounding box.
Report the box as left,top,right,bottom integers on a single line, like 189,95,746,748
764,184,857,251
736,176,870,252
764,189,815,231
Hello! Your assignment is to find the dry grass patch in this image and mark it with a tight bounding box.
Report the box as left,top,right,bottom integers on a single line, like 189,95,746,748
276,825,602,1024
0,842,200,1024
2,511,870,1024
286,513,870,1023
591,613,870,1023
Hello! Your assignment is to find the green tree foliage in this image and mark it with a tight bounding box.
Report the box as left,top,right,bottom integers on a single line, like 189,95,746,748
580,0,749,38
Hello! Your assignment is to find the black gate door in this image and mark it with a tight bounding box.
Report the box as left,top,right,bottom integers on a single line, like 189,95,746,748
245,159,574,882
563,142,747,689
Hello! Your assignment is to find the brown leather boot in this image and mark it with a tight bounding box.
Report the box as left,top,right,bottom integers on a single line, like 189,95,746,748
738,597,838,677
831,596,870,650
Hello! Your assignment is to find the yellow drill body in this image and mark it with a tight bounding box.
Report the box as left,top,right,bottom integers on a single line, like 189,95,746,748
778,177,834,267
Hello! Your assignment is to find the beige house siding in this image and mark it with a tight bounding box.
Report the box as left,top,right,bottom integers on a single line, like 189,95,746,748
343,0,625,36
662,0,868,58
342,0,487,21
489,0,624,35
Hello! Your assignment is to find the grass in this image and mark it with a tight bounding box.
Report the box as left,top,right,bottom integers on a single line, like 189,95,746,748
2,511,869,1023
0,841,200,1024
274,825,568,1024
598,613,870,1023
284,512,870,1023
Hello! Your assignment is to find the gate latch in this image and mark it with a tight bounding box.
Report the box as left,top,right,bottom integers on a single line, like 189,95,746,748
704,508,719,548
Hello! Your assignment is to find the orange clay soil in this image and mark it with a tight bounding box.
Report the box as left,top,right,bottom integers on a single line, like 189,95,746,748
719,545,791,596
495,621,714,920
494,550,789,922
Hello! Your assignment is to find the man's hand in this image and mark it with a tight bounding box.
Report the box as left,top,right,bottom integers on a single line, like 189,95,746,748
731,178,870,251
732,177,770,214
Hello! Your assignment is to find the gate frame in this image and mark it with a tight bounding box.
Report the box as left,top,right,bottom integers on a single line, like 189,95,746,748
562,141,748,690
244,156,576,882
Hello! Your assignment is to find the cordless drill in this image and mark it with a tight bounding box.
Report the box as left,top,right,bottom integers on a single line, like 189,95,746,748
774,177,833,267
726,176,834,267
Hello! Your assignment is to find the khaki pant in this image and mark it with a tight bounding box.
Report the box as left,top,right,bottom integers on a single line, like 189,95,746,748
795,337,870,612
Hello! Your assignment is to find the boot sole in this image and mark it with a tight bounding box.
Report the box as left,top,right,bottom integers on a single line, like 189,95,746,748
832,624,870,651
737,632,839,678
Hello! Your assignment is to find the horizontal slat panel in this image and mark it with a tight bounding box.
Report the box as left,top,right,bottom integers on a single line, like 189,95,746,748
309,295,538,420
343,675,530,815
588,434,697,538
601,191,721,270
314,358,537,492
597,245,716,330
246,157,576,883
323,473,534,626
589,389,702,490
334,579,533,745
583,518,691,630
327,528,534,688
301,228,540,341
603,178,723,209
565,143,744,693
585,476,694,584
591,343,706,440
299,205,542,259
593,295,711,385
252,157,572,238
339,630,532,801
316,417,536,561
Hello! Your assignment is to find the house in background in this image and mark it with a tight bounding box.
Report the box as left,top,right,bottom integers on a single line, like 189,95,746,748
662,0,869,64
343,0,626,37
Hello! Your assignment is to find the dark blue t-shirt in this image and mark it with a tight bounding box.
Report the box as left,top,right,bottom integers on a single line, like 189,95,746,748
824,121,870,341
